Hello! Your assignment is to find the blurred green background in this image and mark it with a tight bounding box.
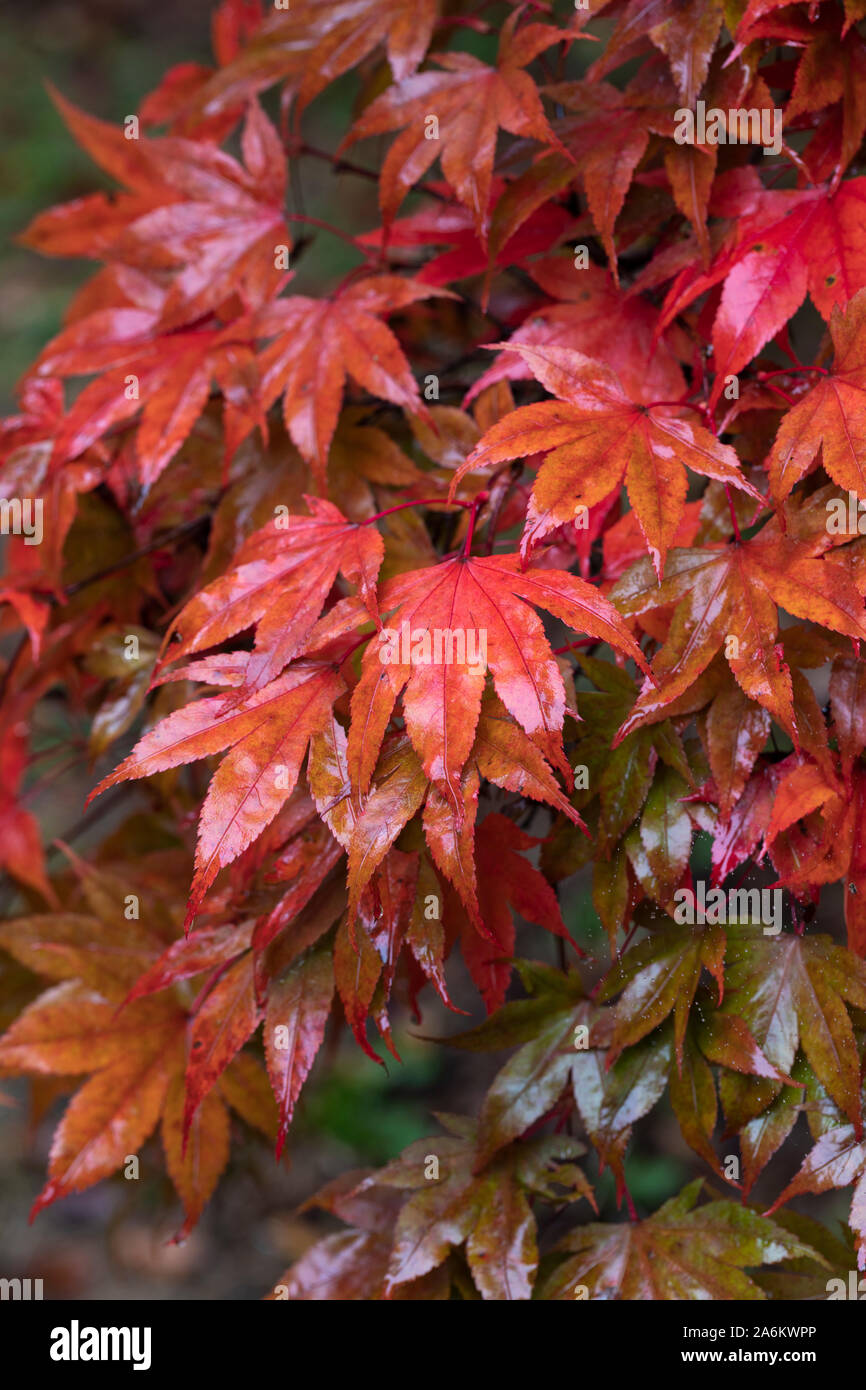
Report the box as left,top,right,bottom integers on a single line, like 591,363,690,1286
1,1,212,410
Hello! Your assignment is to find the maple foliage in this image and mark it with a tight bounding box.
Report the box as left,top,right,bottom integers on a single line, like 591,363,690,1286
6,0,866,1303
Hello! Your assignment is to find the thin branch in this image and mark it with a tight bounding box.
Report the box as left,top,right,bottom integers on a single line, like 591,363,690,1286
284,211,375,255
63,515,211,599
362,497,473,525
757,366,827,381
724,484,743,544
762,381,797,407
462,490,489,557
553,638,600,656
300,143,451,205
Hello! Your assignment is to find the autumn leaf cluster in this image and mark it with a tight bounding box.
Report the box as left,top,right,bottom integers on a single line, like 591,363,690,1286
3,0,866,1300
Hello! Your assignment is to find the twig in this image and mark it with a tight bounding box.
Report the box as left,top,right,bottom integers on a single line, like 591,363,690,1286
362,497,472,525
300,143,451,205
724,484,743,544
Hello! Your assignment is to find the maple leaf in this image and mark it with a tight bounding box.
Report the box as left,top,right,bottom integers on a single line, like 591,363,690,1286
702,670,771,818
453,343,762,573
163,497,383,691
575,1024,672,1183
183,0,438,126
361,179,573,290
561,654,695,857
344,733,430,922
0,973,265,1234
770,1118,866,1270
183,952,262,1133
125,920,253,1005
830,652,866,786
625,765,694,910
587,0,724,106
472,690,589,828
255,276,445,484
763,759,843,853
612,535,866,738
658,179,866,406
0,729,57,906
751,1206,858,1300
251,822,345,968
599,918,725,1067
454,811,575,1012
708,758,779,885
137,1,265,140
31,299,266,486
339,12,574,243
451,970,590,1167
464,256,687,406
0,373,63,479
272,1116,592,1300
718,750,844,899
91,661,344,927
0,909,161,1005
334,896,396,1063
718,925,866,1133
544,670,703,945
354,548,649,806
538,1179,820,1299
22,93,290,333
0,844,284,1225
163,1075,231,1241
342,707,579,1006
270,1175,406,1300
726,1052,812,1199
0,984,184,1212
688,998,801,1181
492,78,676,280
767,288,866,502
355,1117,592,1299
786,23,866,185
422,766,480,933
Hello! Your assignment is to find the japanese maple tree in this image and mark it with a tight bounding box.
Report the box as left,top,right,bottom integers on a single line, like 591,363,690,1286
4,0,866,1301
